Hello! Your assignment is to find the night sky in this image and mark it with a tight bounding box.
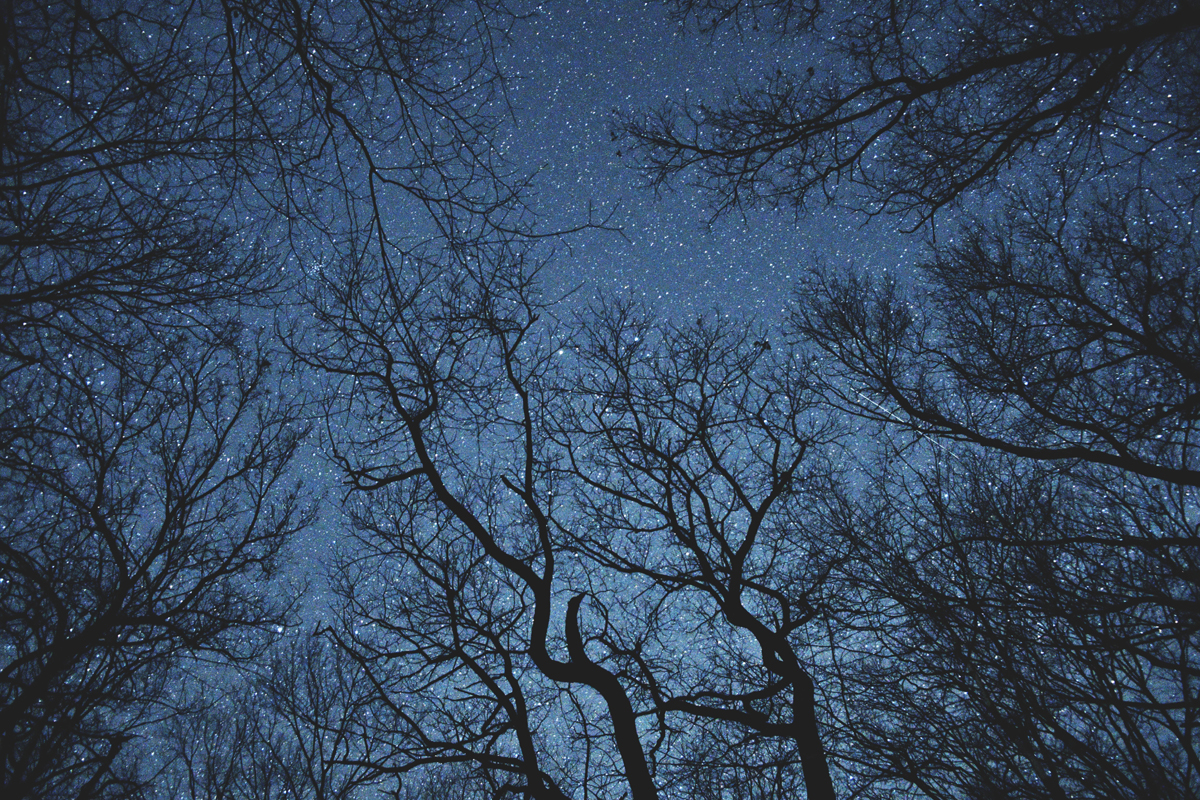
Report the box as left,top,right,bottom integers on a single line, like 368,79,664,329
8,1,1198,796
292,1,915,576
498,2,912,319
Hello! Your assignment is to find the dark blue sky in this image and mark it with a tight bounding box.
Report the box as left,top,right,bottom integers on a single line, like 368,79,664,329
498,1,914,322
292,0,917,590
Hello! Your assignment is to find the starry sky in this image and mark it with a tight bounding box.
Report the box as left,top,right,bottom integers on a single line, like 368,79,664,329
8,3,1197,796
496,1,913,322
292,1,918,578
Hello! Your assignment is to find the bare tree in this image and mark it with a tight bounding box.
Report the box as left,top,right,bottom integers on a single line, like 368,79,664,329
779,178,1200,796
292,236,853,799
790,187,1199,487
619,0,1200,222
1,0,524,795
810,442,1200,798
161,637,386,800
0,324,311,798
615,4,1200,794
292,192,1200,797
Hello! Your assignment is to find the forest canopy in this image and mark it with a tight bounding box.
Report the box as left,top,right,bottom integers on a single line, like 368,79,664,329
1,1,1197,799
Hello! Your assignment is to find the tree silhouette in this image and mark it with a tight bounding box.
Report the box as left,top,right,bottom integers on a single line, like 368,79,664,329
1,0,518,795
791,189,1199,487
620,1,1200,797
293,242,850,799
818,448,1200,798
10,0,1196,798
783,186,1200,798
160,637,385,800
0,315,310,798
621,0,1200,222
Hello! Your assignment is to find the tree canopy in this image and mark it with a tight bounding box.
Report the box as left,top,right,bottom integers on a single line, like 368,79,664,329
623,0,1200,222
2,1,1197,799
